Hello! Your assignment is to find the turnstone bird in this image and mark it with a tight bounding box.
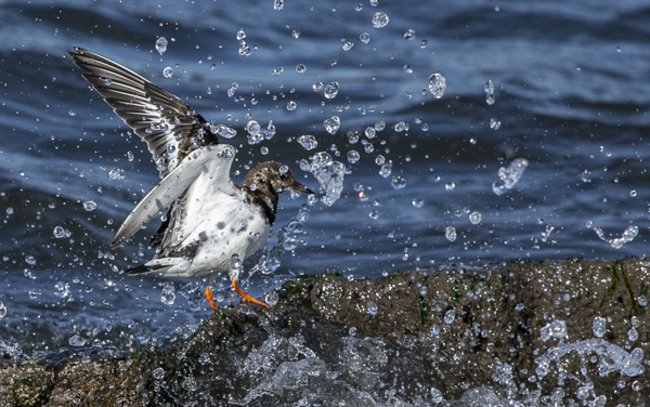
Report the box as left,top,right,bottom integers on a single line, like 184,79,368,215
68,47,312,310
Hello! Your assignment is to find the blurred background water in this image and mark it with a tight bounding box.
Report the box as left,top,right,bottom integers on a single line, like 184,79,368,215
0,0,649,368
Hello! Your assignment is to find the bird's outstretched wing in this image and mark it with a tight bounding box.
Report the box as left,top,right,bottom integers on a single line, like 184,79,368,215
68,47,218,177
111,144,237,248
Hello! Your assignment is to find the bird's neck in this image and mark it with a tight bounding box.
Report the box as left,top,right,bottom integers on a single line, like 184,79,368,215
242,186,278,225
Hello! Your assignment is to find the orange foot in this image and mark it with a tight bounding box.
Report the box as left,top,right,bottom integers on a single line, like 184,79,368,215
231,280,269,307
204,286,219,311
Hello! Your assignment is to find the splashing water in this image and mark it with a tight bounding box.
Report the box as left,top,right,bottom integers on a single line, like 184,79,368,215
586,222,638,249
83,200,97,211
213,123,238,139
445,226,457,242
372,12,389,28
323,116,341,134
492,158,528,195
297,135,318,151
539,319,567,341
323,81,339,99
155,37,168,55
245,120,263,145
535,339,645,379
428,73,446,99
301,151,345,207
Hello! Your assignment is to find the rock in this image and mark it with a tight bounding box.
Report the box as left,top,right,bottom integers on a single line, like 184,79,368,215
0,258,648,406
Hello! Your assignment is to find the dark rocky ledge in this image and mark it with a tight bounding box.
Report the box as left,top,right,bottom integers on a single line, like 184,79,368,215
1,258,648,406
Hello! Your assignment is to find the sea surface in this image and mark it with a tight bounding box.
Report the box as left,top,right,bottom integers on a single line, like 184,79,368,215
1,0,649,404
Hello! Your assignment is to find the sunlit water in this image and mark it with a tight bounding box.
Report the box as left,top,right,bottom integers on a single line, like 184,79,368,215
1,0,650,404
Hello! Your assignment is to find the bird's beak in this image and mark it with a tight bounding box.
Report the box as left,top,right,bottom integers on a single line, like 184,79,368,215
291,180,314,195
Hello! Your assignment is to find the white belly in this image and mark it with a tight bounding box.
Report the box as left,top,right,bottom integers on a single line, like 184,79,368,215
160,170,271,278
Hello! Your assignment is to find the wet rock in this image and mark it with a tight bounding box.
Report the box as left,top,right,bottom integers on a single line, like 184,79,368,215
0,360,52,407
1,258,648,406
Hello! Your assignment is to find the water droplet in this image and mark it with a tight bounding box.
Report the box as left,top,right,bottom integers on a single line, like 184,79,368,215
0,301,6,320
379,160,392,178
630,189,637,197
286,101,297,111
369,210,379,220
68,334,87,347
215,124,237,139
265,290,279,306
367,301,378,315
291,30,300,39
372,11,390,28
492,158,528,195
469,211,481,224
393,121,409,132
347,150,360,164
342,41,354,51
486,93,496,105
297,135,318,151
54,282,70,298
162,66,173,78
431,387,443,403
364,126,376,139
484,80,494,94
6,207,13,215
390,176,406,189
354,3,363,11
246,120,263,144
323,116,341,134
627,328,639,342
489,118,501,129
443,308,456,324
236,29,246,41
403,29,415,40
430,324,440,335
306,151,346,206
83,200,97,211
540,320,567,341
296,63,307,73
160,282,176,306
324,82,340,99
53,226,71,239
445,226,456,242
374,121,386,131
312,81,323,92
428,73,446,99
412,199,424,208
638,295,647,307
155,37,168,55
68,110,76,117
153,367,165,380
359,32,371,44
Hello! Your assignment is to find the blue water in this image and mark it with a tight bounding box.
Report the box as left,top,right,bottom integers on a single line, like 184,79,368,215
1,0,649,356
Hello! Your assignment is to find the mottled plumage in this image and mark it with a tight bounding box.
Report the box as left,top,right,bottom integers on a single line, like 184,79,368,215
68,47,312,309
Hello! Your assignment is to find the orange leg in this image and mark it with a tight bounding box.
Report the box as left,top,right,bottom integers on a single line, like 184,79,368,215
231,280,269,307
204,286,219,311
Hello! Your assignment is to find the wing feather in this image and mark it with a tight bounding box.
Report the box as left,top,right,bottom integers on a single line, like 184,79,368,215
68,47,218,177
111,144,237,248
